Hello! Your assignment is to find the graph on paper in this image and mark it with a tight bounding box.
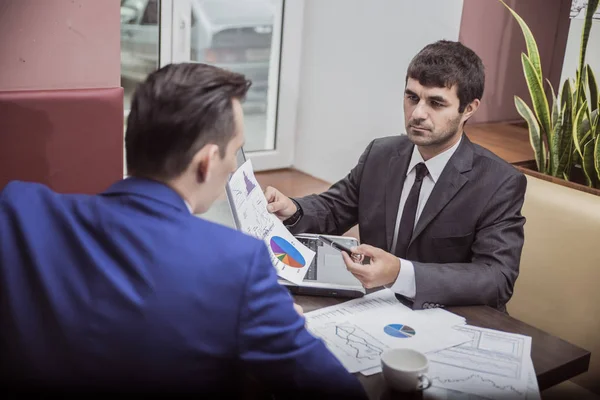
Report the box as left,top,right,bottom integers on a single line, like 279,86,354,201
309,321,389,373
427,325,532,400
227,160,314,285
270,236,306,268
384,323,416,338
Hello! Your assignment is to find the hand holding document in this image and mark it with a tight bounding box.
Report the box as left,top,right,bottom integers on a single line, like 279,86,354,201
227,160,314,285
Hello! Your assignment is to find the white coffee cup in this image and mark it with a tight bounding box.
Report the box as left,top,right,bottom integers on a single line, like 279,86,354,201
380,348,432,392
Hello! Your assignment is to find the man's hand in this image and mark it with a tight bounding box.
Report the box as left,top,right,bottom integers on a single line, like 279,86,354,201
341,244,401,289
264,186,297,221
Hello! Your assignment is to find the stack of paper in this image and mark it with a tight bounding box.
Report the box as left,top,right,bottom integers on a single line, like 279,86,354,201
304,289,541,400
304,289,471,374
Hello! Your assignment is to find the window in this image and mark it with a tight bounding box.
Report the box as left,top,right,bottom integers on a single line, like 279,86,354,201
121,0,302,174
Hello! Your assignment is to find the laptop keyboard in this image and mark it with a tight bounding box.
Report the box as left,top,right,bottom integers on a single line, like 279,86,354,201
297,237,319,281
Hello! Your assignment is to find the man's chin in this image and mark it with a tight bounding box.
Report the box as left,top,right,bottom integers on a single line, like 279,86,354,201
406,131,432,146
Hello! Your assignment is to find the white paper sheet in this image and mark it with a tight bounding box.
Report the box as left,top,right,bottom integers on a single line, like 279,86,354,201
227,160,314,285
346,304,471,354
308,320,392,373
305,289,470,373
305,289,465,326
525,357,541,400
427,325,533,400
304,289,401,324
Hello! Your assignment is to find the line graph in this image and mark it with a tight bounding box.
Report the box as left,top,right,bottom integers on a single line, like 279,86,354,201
431,373,524,397
335,324,384,360
432,349,520,379
427,325,532,400
309,321,389,372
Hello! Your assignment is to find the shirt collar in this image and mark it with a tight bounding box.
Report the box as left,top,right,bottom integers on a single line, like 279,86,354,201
184,200,194,214
406,135,462,183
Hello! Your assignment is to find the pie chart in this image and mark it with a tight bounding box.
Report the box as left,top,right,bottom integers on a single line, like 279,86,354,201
270,236,306,268
384,324,416,338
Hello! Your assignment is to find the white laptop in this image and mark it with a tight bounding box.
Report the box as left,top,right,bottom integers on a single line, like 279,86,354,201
223,149,366,298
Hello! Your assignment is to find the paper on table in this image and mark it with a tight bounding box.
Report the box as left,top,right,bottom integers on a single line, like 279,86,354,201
305,288,466,326
416,355,540,399
343,304,472,355
427,325,533,400
423,386,489,399
525,356,541,400
306,289,470,374
227,160,314,285
308,319,392,373
304,289,400,323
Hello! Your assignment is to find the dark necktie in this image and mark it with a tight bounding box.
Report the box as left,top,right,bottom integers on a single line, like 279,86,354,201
394,162,429,258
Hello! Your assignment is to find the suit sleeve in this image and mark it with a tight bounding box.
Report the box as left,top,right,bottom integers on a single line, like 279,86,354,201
287,141,375,236
411,173,527,311
237,243,367,399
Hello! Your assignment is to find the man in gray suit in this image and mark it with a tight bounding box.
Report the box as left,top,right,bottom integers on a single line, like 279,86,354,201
265,40,527,313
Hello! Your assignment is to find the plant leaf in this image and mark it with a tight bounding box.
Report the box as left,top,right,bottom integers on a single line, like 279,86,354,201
557,103,573,178
595,136,600,183
589,109,600,139
583,139,597,187
588,65,599,113
575,0,599,109
578,66,589,112
521,53,553,169
558,80,574,177
578,0,600,76
500,0,543,74
547,78,559,127
573,100,589,159
515,96,546,173
551,105,563,176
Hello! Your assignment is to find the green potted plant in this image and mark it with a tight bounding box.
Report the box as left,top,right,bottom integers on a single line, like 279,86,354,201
501,0,600,196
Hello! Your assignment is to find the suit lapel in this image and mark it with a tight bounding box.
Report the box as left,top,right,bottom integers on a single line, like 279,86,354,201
384,143,413,251
409,135,474,246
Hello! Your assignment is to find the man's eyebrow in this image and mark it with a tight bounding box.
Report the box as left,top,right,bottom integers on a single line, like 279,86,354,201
427,95,448,104
405,89,418,96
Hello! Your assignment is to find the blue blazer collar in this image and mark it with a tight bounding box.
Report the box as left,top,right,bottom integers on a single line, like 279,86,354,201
102,177,189,213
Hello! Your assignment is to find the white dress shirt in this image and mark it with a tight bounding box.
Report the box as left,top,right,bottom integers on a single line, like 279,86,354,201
389,136,462,298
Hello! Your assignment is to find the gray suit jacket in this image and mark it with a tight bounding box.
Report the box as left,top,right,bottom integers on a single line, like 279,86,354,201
288,134,527,312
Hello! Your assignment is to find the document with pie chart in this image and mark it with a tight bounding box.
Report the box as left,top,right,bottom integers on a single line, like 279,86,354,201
227,160,314,285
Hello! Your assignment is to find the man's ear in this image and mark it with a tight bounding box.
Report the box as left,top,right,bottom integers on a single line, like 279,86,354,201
193,144,219,183
462,99,481,121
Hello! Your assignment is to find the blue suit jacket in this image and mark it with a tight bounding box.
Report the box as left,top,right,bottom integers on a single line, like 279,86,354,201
0,178,366,398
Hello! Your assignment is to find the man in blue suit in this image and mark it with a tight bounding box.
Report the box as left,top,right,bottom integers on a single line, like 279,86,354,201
0,63,367,398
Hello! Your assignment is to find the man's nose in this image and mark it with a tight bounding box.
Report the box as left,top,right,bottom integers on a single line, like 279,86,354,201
411,102,428,121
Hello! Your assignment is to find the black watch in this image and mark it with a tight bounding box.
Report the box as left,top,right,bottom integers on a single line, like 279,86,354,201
283,199,303,226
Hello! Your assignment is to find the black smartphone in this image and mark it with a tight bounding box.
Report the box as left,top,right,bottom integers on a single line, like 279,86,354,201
318,235,354,256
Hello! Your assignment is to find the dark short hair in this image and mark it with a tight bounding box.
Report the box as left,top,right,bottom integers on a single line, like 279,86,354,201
406,40,484,113
125,63,251,179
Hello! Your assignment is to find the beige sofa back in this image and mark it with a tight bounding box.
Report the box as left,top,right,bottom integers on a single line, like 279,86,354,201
508,174,600,393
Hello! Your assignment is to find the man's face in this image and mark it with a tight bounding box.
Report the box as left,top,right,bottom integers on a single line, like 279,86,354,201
403,78,466,153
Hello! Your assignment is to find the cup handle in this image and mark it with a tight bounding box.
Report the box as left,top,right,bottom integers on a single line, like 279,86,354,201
417,374,432,391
